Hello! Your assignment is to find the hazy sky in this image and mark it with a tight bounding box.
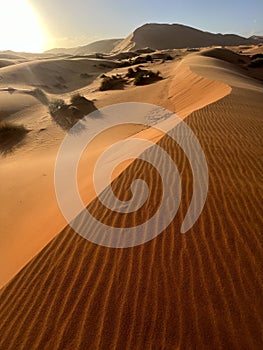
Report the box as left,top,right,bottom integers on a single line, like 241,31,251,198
1,0,262,52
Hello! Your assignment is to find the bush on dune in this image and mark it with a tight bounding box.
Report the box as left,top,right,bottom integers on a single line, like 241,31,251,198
70,93,97,114
0,122,29,155
49,95,96,131
133,69,161,86
126,68,136,78
99,75,126,91
48,99,66,115
248,58,263,68
251,53,263,60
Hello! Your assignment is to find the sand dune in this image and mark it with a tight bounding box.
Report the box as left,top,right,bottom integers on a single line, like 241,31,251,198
113,23,262,53
0,47,262,348
0,57,118,93
0,53,262,348
0,50,235,287
0,91,39,120
46,39,123,56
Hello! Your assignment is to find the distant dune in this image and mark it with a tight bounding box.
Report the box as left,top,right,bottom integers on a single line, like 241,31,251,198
0,57,118,94
45,39,123,56
113,23,262,52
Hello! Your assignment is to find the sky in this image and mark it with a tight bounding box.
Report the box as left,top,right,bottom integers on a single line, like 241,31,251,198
0,0,262,52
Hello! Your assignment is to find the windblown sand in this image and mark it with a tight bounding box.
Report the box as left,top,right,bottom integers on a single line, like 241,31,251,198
0,48,262,349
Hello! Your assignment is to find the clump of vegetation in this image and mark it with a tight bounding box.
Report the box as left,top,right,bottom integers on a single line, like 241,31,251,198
145,54,153,62
126,68,136,78
99,75,126,91
70,93,96,114
251,53,263,60
48,98,66,115
133,69,161,86
133,56,147,65
0,122,29,155
165,54,173,60
49,95,96,131
248,58,263,68
7,87,16,94
118,60,131,68
70,93,84,105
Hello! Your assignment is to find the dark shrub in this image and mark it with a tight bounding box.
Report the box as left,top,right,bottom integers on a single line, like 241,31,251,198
99,75,125,91
48,99,66,115
0,122,29,154
70,93,85,105
133,56,147,65
126,68,136,78
134,69,161,86
146,55,153,62
118,60,131,68
248,58,263,68
251,53,263,60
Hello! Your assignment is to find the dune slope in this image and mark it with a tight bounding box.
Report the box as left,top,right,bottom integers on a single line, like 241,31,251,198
0,51,262,348
0,53,233,287
113,23,261,52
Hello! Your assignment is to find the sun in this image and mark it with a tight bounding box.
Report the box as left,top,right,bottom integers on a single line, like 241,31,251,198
0,0,46,52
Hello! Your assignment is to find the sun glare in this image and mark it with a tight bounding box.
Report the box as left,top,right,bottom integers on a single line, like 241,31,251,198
0,0,46,52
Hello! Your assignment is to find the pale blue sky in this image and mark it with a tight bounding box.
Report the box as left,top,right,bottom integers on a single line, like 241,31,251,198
31,0,263,49
2,0,263,51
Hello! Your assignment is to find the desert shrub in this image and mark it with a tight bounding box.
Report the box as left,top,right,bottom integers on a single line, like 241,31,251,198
7,86,16,93
99,75,125,91
133,56,147,65
134,69,161,86
248,58,263,68
70,94,96,113
48,99,66,115
134,71,145,85
0,122,29,154
70,93,84,105
100,77,113,91
0,122,27,135
251,53,263,60
166,55,173,60
146,54,153,62
126,68,136,78
49,94,96,131
118,60,131,68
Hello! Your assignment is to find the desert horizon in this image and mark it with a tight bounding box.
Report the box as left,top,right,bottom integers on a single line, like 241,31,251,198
0,1,262,349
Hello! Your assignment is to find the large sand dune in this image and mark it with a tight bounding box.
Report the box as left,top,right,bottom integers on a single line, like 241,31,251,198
0,49,235,286
113,23,262,53
0,47,262,348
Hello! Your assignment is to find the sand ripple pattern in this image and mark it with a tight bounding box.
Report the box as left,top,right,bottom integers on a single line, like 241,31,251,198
55,103,208,247
0,87,262,349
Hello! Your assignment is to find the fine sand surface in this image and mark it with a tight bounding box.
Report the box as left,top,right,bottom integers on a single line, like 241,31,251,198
0,49,233,287
0,47,262,349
